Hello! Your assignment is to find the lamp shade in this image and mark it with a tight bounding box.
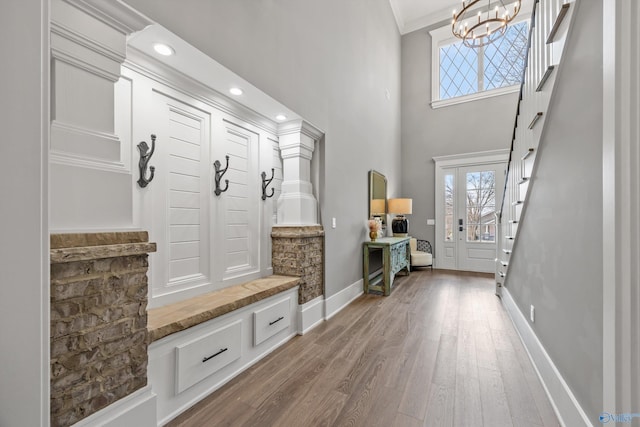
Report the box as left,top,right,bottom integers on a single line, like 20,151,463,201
388,198,412,215
370,198,385,215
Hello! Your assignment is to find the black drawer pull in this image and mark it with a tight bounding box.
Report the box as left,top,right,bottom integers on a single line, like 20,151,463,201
202,348,228,363
269,316,284,326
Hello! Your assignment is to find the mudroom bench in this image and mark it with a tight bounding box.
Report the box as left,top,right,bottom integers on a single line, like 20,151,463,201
147,275,300,424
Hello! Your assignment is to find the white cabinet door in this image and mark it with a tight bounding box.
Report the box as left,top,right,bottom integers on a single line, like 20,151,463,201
211,116,263,285
132,72,280,305
150,93,212,300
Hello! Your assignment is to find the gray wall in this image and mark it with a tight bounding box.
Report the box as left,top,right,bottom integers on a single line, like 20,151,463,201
401,24,518,255
124,0,402,297
0,1,49,425
504,1,603,422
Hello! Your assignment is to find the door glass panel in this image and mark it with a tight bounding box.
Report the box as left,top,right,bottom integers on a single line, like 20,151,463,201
445,174,454,241
466,170,496,243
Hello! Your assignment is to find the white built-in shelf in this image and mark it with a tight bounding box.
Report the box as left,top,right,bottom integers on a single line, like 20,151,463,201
546,3,571,44
501,261,509,267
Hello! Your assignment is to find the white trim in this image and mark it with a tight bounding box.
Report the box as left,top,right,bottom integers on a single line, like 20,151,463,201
501,288,593,427
431,85,519,109
602,0,640,413
277,119,324,141
71,386,157,427
325,279,364,320
403,5,457,36
51,20,125,63
388,0,405,34
297,295,325,334
41,0,51,424
64,0,153,34
602,0,617,412
49,150,129,174
433,149,509,167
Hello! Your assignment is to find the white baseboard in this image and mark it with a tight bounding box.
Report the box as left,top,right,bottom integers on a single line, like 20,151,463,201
501,288,593,427
72,385,157,427
325,279,363,320
298,295,325,334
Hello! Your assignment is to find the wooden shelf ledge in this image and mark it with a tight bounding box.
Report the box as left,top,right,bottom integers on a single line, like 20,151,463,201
148,275,301,342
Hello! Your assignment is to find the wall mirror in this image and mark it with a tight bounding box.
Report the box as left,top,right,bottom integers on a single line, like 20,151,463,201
368,170,387,229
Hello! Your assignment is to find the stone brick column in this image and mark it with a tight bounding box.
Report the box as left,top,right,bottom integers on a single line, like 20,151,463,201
49,232,156,427
271,226,324,304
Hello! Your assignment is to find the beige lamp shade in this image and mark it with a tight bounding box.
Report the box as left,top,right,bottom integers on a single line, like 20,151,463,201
388,198,413,215
370,198,385,215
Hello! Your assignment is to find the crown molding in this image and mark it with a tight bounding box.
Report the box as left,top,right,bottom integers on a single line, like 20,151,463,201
400,0,534,36
64,0,153,35
388,0,406,34
402,4,453,35
277,120,324,141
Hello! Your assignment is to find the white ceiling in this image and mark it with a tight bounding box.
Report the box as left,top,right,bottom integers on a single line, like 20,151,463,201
389,0,460,35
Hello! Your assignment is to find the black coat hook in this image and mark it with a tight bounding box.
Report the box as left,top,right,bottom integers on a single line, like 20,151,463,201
137,134,156,188
214,155,230,196
261,168,275,200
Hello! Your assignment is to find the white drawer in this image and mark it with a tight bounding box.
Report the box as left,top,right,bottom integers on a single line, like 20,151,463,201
175,320,242,394
253,296,291,346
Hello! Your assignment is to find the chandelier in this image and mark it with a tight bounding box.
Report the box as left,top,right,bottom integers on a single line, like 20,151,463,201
452,0,522,48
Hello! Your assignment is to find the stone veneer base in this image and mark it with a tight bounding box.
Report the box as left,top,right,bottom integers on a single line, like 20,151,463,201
271,225,324,304
50,232,156,427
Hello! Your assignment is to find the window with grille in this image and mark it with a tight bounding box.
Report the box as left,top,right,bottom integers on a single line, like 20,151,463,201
430,19,529,107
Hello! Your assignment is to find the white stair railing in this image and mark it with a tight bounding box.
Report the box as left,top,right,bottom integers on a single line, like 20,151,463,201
495,0,575,295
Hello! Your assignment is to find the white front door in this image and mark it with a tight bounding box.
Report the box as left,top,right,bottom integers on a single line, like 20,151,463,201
434,152,507,273
456,164,502,272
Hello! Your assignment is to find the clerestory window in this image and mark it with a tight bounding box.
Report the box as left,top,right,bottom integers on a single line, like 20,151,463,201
430,19,529,108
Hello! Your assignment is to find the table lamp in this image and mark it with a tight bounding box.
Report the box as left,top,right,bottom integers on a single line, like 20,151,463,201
388,198,412,237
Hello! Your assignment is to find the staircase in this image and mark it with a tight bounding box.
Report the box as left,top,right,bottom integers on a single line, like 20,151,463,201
495,0,575,295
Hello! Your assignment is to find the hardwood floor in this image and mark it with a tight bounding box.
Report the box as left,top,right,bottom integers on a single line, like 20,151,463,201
168,270,559,427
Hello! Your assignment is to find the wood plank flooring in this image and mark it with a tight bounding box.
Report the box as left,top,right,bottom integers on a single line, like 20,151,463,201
168,270,560,427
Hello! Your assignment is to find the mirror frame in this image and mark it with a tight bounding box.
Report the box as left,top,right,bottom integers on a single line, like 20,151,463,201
368,170,387,229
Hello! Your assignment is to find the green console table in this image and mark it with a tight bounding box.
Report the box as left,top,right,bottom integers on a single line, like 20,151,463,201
363,236,410,295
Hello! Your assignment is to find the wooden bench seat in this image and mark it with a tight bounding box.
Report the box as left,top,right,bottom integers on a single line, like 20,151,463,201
147,275,300,342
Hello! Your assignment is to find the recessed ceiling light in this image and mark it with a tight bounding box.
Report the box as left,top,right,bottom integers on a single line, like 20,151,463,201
229,87,243,96
153,43,175,56
275,114,287,121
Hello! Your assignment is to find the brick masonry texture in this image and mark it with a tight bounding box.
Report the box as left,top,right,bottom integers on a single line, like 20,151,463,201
50,233,155,427
271,226,324,304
